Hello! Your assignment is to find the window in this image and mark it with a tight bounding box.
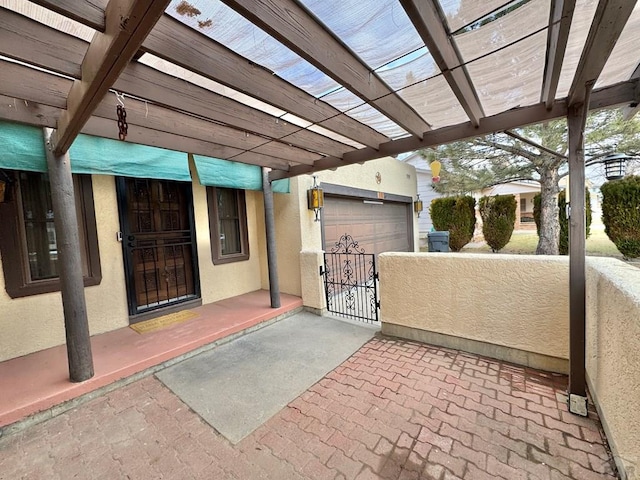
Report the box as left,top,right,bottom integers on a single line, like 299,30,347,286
207,187,249,264
520,198,527,212
0,170,101,298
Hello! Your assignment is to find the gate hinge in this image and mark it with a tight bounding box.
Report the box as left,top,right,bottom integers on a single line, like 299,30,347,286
376,300,380,309
319,265,325,276
374,272,379,280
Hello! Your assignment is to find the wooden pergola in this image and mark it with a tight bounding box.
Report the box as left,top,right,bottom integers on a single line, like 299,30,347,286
0,0,638,414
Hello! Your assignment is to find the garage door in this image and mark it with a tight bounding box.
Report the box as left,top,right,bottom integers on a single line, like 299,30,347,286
323,196,411,255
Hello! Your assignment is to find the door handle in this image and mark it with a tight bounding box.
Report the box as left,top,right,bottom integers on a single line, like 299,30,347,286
127,235,136,248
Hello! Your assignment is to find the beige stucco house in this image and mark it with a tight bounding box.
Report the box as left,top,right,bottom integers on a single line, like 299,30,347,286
0,125,418,363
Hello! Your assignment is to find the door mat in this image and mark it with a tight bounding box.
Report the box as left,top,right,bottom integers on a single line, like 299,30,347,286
130,310,199,334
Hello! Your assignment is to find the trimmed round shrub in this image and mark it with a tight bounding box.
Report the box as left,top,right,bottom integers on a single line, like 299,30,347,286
601,175,640,259
479,194,516,252
430,196,476,252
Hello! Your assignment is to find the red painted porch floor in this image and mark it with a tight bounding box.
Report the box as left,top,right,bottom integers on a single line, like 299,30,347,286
0,335,618,479
0,290,303,429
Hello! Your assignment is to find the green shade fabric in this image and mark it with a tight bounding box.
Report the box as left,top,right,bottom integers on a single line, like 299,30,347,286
193,155,290,193
0,121,48,172
0,121,191,181
0,121,289,192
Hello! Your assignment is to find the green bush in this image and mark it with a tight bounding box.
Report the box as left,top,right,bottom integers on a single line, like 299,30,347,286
479,195,516,252
601,175,640,259
533,188,592,255
430,196,476,252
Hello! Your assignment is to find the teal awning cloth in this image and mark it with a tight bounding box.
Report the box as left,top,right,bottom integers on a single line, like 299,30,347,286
0,121,191,181
193,155,290,193
0,121,289,192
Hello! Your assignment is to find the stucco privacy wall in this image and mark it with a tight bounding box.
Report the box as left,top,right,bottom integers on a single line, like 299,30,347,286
378,253,570,371
0,175,129,362
586,257,640,480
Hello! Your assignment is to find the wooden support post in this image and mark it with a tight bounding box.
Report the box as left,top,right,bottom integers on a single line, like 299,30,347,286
262,168,281,308
43,127,94,382
566,85,592,416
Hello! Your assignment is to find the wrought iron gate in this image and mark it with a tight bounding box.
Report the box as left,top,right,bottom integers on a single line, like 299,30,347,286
323,234,379,323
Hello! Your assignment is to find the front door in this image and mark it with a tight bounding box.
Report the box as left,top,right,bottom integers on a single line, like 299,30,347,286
116,177,199,318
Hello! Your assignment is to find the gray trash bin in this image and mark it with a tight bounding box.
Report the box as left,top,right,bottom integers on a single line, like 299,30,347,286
427,231,450,252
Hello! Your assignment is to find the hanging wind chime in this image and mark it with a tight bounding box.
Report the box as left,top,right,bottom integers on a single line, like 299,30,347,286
115,92,128,141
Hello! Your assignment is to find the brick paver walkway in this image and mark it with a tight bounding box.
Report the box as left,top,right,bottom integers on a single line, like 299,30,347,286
0,337,617,479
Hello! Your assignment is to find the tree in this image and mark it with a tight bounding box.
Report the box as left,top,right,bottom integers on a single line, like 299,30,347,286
422,109,640,255
479,195,517,252
533,189,592,255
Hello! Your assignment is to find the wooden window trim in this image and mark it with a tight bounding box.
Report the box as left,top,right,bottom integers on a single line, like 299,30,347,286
206,187,249,265
0,172,102,298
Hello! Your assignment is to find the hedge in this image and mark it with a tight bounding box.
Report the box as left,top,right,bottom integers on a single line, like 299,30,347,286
479,194,516,252
430,196,476,252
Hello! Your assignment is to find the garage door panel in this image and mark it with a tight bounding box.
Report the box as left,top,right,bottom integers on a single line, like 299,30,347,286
323,196,410,255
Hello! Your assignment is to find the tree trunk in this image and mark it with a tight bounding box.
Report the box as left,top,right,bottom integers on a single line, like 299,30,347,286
536,167,560,255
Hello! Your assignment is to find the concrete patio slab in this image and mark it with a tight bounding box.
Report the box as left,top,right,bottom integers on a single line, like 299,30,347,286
155,312,376,444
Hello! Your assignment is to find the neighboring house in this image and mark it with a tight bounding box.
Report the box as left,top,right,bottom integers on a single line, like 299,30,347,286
402,152,540,243
479,181,541,231
401,152,444,244
0,122,418,363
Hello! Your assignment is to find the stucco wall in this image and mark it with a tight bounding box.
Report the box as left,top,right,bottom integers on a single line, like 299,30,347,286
190,173,263,303
0,175,129,362
586,257,640,480
378,253,570,365
307,156,419,251
0,170,270,362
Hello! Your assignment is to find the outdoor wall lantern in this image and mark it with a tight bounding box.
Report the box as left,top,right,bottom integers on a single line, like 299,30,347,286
307,175,324,222
430,161,442,183
414,194,424,217
603,153,628,181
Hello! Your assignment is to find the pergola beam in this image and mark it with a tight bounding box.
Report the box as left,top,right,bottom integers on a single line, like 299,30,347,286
26,1,389,149
0,59,320,166
400,0,484,126
567,0,637,106
220,0,430,139
144,16,387,149
0,94,294,172
0,10,350,158
30,0,107,32
53,0,170,155
270,79,639,180
622,63,640,120
541,0,576,109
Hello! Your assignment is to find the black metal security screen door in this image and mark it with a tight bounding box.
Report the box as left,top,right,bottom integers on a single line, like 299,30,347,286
117,177,199,317
323,234,379,323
